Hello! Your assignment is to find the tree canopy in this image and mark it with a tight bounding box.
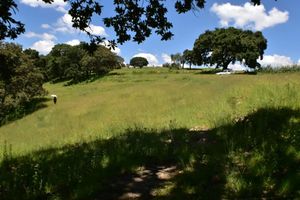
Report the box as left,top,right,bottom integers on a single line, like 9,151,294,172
192,27,267,69
183,49,194,69
46,43,124,83
130,57,149,68
1,0,274,45
0,42,45,122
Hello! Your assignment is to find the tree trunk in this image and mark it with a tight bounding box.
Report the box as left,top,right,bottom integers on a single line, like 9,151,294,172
223,60,231,70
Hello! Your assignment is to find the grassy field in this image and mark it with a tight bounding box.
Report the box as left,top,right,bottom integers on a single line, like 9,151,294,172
1,68,300,199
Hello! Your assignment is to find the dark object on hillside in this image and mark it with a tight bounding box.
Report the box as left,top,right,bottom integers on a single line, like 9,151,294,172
130,57,149,68
51,95,57,104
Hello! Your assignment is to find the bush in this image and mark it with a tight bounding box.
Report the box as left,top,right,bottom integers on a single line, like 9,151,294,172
130,57,149,68
162,63,181,69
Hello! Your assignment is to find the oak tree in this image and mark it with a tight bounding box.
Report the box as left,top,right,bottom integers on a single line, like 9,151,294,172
130,57,149,68
0,42,45,122
192,27,267,69
183,49,194,69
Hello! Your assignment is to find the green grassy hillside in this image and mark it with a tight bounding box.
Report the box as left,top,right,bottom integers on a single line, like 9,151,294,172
1,68,300,157
1,68,300,199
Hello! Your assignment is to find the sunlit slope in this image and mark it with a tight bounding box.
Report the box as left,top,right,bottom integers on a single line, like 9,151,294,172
1,68,300,156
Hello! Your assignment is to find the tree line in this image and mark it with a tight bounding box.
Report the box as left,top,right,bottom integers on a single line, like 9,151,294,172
0,42,124,123
45,43,124,83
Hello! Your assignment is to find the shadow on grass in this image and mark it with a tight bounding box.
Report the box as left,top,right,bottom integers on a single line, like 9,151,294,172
1,107,300,199
0,97,49,127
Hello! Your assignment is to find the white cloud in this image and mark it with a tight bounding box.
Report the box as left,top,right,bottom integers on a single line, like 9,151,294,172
162,53,171,63
211,3,289,31
20,0,67,13
56,6,68,13
86,25,107,36
24,31,57,41
53,14,107,37
65,39,80,46
64,39,121,54
101,40,121,55
133,53,159,66
110,46,121,55
258,54,294,67
228,62,247,71
41,24,51,29
54,14,76,34
31,40,55,55
227,55,294,69
25,31,57,55
298,59,300,65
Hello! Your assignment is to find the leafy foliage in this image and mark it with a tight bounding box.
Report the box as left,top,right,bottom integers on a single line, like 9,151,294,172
24,48,48,79
170,53,185,68
193,27,267,69
162,63,181,69
0,0,25,40
46,43,124,83
1,0,273,44
130,57,149,68
0,42,45,123
46,44,86,82
1,107,299,199
182,49,194,69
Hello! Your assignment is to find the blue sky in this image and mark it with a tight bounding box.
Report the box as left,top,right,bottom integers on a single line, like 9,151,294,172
7,0,300,67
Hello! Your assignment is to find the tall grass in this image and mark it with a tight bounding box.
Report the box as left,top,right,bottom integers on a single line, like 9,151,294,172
1,107,299,199
1,68,300,198
258,65,300,73
1,69,300,158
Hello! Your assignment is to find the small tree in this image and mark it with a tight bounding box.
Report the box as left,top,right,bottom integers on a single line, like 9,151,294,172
193,27,267,70
130,57,148,68
183,49,194,69
171,53,185,68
